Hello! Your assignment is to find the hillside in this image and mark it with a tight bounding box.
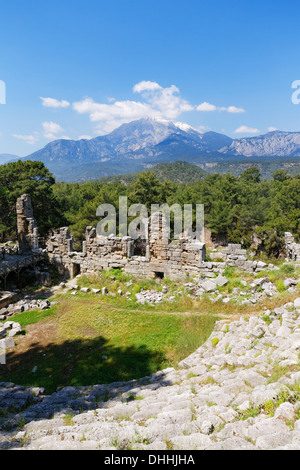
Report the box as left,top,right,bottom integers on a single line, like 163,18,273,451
17,118,300,182
92,159,300,186
224,131,300,157
97,161,208,185
151,161,208,183
200,158,300,180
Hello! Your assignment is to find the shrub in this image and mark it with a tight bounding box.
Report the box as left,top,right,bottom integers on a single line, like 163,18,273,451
275,279,286,292
280,264,295,275
224,266,236,278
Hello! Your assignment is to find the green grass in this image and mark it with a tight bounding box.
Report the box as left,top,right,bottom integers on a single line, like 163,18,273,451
4,263,300,395
275,279,286,293
63,413,75,426
223,266,236,278
237,384,300,421
0,282,218,393
257,263,299,283
13,305,58,329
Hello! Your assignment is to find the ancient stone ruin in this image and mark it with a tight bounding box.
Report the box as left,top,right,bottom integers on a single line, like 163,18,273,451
11,195,300,282
47,213,266,281
16,194,39,254
0,196,45,290
46,212,207,280
285,232,300,262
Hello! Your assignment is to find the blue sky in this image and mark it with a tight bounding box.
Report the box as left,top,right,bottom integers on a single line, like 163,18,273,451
1,0,300,156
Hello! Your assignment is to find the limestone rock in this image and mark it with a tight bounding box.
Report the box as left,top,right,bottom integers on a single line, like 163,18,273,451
201,280,217,292
214,275,228,287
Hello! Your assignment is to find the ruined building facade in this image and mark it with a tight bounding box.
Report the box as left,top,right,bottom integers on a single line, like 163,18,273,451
16,194,291,281
16,194,39,254
46,214,263,280
46,212,207,280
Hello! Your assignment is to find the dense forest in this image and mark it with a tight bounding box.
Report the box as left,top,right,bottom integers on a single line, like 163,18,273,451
97,161,208,185
1,160,300,257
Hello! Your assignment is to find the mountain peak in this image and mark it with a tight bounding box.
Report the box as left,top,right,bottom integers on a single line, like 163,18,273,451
17,118,300,182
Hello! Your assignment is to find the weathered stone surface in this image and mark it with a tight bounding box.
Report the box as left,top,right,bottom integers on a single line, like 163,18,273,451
274,403,296,421
201,280,217,292
0,336,15,349
80,287,90,293
214,275,228,287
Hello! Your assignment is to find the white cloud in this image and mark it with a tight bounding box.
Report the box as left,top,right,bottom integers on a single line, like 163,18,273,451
42,121,64,139
221,105,245,114
197,102,217,112
12,133,39,145
12,122,65,145
134,81,194,118
73,98,155,122
234,125,260,134
40,97,70,108
268,126,277,132
197,103,245,113
72,81,246,134
73,81,194,133
196,124,210,132
133,81,163,93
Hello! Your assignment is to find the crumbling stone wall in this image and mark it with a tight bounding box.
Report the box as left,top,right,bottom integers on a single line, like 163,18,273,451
47,227,272,280
46,213,207,280
221,244,253,268
46,210,280,280
47,227,73,256
285,232,300,261
15,196,271,281
16,194,39,254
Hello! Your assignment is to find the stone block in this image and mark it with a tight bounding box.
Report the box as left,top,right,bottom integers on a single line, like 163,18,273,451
201,280,217,292
0,336,15,349
214,275,228,287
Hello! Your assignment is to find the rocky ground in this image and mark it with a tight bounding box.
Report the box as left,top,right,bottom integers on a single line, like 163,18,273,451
134,273,295,306
1,296,300,450
0,297,56,357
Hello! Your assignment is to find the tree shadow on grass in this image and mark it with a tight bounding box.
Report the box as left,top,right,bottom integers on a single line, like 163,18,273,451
0,335,169,394
0,335,172,446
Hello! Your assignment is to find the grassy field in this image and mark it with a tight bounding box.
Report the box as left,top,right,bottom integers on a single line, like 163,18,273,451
2,264,300,394
0,279,219,393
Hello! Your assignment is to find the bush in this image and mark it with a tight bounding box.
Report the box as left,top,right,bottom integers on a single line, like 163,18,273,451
224,266,236,278
280,264,295,275
275,279,286,292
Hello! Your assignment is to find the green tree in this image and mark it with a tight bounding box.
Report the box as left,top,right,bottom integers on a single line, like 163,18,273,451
240,167,261,184
128,171,164,208
207,199,233,238
272,169,292,182
0,160,59,241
